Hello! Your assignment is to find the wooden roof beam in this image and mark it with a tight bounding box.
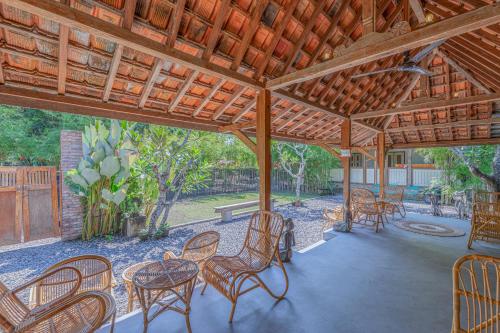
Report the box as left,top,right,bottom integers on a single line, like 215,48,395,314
7,0,263,89
192,79,224,117
102,0,137,102
436,49,492,94
353,92,500,120
168,70,199,113
230,0,269,71
266,4,500,89
386,118,500,133
57,24,69,94
212,86,246,121
390,138,500,148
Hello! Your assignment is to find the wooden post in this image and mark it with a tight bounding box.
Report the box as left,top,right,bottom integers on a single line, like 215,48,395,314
377,132,386,198
407,149,413,186
256,89,271,211
341,119,351,228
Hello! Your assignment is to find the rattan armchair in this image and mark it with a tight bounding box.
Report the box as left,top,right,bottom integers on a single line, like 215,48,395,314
452,254,499,333
468,192,500,249
383,186,406,218
31,255,116,331
0,267,114,333
201,211,289,323
163,231,220,274
351,188,387,232
322,206,344,231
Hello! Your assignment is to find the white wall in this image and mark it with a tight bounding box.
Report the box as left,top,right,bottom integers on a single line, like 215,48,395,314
413,169,444,186
350,168,363,183
331,169,343,182
388,168,407,185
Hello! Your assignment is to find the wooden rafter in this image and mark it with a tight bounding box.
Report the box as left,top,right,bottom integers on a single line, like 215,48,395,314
254,0,300,79
7,0,262,89
57,25,69,94
386,118,500,133
280,0,327,75
230,0,270,71
352,93,500,120
266,4,500,89
193,79,224,117
168,71,199,113
202,0,231,60
212,86,246,121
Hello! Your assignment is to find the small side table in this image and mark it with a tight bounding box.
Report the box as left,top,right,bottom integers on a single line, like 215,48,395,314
133,259,198,333
122,261,154,313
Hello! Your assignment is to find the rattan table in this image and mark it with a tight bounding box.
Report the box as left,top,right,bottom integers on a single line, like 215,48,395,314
133,259,199,333
122,261,154,313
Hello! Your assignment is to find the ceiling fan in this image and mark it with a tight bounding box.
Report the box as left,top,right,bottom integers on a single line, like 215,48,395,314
351,40,446,79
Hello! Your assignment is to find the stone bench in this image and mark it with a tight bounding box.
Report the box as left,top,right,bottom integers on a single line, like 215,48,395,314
214,199,276,222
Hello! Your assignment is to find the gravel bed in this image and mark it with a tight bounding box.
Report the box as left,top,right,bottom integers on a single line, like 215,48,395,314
0,195,459,316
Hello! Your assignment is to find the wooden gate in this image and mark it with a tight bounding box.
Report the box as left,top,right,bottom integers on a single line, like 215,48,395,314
0,167,60,244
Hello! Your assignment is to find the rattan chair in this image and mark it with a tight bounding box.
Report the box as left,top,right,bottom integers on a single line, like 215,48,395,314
163,231,220,275
351,188,388,232
0,267,114,333
201,211,289,323
383,186,406,218
322,206,344,231
31,255,116,331
452,254,499,333
468,192,500,249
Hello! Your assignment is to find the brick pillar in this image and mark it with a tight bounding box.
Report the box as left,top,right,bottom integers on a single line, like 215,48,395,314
60,130,83,240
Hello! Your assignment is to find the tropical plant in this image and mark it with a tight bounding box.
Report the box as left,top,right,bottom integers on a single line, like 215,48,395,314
66,120,136,240
132,126,210,238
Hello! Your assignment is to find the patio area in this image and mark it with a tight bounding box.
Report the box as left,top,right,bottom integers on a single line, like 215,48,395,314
99,212,499,333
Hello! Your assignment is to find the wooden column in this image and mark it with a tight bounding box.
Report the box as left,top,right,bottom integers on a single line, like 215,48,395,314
407,149,413,186
341,119,351,226
256,89,271,211
377,132,386,198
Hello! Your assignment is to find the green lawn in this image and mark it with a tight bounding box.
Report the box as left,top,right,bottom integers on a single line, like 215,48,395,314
168,191,316,226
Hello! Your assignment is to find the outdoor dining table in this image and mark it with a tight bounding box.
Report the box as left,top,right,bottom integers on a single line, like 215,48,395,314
133,259,199,333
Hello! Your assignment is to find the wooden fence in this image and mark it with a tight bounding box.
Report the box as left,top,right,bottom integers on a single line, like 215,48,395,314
180,167,332,198
0,167,59,244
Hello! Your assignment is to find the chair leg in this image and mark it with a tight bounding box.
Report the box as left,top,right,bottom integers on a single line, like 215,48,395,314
109,312,116,333
201,282,208,295
228,301,237,323
467,230,474,249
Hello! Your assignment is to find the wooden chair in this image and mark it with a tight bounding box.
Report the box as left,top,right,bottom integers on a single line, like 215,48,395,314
31,255,116,331
383,186,406,218
163,231,221,275
452,254,499,333
0,267,114,333
351,188,387,232
468,192,500,249
201,211,289,323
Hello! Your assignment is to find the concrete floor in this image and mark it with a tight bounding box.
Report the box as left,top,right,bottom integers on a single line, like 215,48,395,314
100,213,500,333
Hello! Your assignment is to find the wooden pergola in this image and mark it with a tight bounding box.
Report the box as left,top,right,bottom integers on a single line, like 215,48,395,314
0,0,499,215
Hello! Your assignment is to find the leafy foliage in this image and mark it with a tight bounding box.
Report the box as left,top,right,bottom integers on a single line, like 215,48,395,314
0,105,93,165
417,146,496,196
66,120,136,240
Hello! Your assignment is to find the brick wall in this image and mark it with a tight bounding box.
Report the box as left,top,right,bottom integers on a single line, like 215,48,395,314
60,130,83,240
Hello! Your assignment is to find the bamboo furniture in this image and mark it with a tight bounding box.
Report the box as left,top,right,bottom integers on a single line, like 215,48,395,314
322,206,344,231
351,188,388,232
201,211,289,323
122,261,155,313
468,192,500,249
452,254,499,333
0,267,114,333
163,231,220,277
31,255,116,330
133,259,199,333
383,186,406,218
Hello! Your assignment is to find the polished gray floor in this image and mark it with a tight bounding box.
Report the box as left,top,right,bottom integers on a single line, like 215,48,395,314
100,213,500,333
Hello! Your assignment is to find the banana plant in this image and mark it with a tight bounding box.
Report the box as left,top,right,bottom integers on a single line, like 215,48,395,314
65,120,136,240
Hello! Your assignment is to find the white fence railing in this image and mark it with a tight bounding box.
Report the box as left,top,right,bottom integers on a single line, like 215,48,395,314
388,168,407,185
413,169,444,186
351,168,363,183
330,168,442,187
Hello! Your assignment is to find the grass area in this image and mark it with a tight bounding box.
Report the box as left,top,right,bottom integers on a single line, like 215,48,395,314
168,191,316,226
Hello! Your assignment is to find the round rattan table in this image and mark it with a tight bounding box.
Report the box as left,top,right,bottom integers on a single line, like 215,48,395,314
133,259,199,333
122,261,154,313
